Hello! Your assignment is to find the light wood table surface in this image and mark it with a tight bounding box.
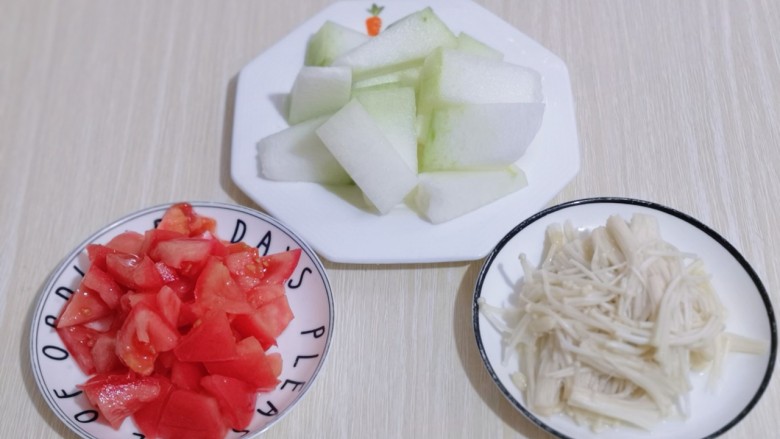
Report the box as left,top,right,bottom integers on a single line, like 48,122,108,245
2,0,779,438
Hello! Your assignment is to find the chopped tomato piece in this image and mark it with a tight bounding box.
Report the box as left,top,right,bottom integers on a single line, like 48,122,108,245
134,256,165,290
155,261,179,283
225,248,301,290
246,283,286,308
232,295,294,350
157,389,227,439
105,231,144,256
56,324,99,375
157,202,217,237
176,301,201,328
91,332,122,374
86,243,116,271
133,304,180,352
57,288,113,328
258,248,302,285
166,277,195,301
105,252,142,288
267,352,283,377
82,264,124,309
133,375,174,439
152,238,214,277
174,311,238,362
157,203,194,235
116,304,179,376
122,292,157,311
156,285,182,328
194,257,253,315
79,372,161,428
205,337,280,391
200,374,257,430
141,228,187,256
170,360,207,391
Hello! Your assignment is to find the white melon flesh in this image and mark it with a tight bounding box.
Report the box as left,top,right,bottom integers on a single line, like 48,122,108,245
331,7,457,80
258,116,351,184
456,32,504,60
352,66,421,90
316,99,418,214
421,102,544,171
421,48,543,105
287,66,352,124
353,86,418,172
305,21,369,67
414,166,528,224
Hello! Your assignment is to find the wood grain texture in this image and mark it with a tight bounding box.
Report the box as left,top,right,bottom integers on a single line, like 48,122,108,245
1,0,778,438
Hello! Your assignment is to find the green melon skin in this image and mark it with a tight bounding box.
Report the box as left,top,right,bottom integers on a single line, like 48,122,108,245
332,7,457,81
305,21,369,67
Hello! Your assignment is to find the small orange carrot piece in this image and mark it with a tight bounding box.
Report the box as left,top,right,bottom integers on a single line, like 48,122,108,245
366,3,384,36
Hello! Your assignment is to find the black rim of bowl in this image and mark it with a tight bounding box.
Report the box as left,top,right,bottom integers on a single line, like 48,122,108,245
472,196,778,439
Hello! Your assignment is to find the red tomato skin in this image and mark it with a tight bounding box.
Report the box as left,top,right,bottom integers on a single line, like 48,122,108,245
56,324,99,375
205,337,279,391
157,203,194,235
231,295,294,350
174,311,239,362
82,264,124,309
157,389,227,439
246,283,286,309
176,301,201,328
200,374,257,430
56,287,113,328
86,243,115,271
79,372,162,428
225,248,301,290
133,375,174,439
141,228,187,257
258,248,302,285
170,360,207,391
157,203,217,237
133,256,165,290
105,252,142,289
105,231,144,256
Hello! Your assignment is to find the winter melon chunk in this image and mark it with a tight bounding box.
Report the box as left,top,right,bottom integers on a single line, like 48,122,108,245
257,116,351,184
316,99,418,214
331,7,457,80
420,102,544,171
414,166,527,224
456,32,504,60
353,85,418,172
287,66,351,124
305,21,369,67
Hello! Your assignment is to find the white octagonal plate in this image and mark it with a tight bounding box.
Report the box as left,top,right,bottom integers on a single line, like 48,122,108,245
231,0,579,264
